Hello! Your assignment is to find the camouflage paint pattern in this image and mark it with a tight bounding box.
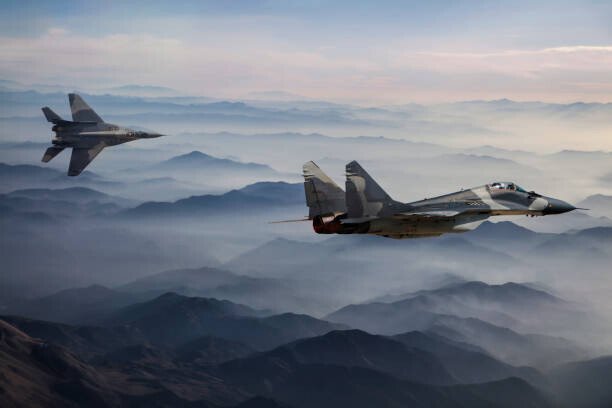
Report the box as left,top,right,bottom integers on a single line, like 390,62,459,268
41,94,163,176
303,160,576,239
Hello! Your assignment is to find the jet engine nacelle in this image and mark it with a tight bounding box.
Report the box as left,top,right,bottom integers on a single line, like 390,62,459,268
312,213,369,234
313,213,344,234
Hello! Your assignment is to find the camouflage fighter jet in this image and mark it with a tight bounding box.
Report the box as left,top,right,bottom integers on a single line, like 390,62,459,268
301,160,579,239
41,94,163,176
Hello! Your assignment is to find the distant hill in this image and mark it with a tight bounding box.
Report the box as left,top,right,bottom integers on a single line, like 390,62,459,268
216,337,552,408
122,181,303,218
0,162,118,194
0,187,134,218
328,279,560,332
326,281,586,368
529,227,612,263
6,284,148,324
155,151,278,174
6,186,134,206
577,194,612,218
1,315,147,360
107,84,182,97
119,267,252,294
548,356,612,407
0,318,247,406
0,319,121,407
393,330,542,384
175,336,255,365
258,329,456,384
428,315,586,369
118,266,312,314
104,292,345,350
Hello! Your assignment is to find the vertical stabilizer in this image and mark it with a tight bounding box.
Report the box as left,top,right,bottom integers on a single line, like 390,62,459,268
303,161,346,218
68,93,104,123
345,160,398,218
42,107,66,124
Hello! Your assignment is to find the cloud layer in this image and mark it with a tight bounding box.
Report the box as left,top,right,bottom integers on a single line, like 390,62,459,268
0,1,611,103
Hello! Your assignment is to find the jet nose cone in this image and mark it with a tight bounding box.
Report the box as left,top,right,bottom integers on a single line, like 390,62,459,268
142,132,164,138
544,198,576,215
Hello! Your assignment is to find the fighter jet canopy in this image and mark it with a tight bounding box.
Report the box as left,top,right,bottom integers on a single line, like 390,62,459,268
489,181,528,193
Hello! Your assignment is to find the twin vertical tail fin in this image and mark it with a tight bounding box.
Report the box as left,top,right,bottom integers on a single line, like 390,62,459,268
42,107,67,124
303,161,346,218
302,160,399,220
68,93,104,123
345,160,398,219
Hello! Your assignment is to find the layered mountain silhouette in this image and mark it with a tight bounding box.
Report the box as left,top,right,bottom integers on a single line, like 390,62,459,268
548,356,612,407
122,181,303,218
155,151,278,174
103,292,345,350
215,330,552,408
326,281,586,368
393,330,542,384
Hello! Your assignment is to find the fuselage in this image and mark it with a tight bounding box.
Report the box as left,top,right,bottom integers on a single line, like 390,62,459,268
51,122,158,148
313,182,576,239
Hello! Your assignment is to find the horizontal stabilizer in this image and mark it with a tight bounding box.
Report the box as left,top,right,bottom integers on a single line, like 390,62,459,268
68,143,105,176
41,146,65,162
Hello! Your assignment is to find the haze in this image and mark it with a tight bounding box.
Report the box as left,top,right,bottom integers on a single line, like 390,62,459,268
1,1,612,407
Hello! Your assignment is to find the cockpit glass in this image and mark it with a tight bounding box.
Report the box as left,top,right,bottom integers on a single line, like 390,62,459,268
489,182,527,192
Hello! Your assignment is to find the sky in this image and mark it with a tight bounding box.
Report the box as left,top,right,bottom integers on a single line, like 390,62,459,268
0,0,611,104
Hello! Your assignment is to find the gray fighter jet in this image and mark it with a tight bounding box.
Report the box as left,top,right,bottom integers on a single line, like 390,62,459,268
41,94,163,176
301,160,579,239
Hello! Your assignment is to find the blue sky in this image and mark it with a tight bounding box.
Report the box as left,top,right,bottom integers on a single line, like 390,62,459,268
1,0,611,103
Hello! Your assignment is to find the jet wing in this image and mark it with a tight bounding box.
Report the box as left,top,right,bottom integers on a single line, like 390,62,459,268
68,143,105,176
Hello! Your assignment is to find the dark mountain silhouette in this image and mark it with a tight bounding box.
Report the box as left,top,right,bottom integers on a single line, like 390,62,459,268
393,330,542,384
0,162,116,193
176,336,255,365
217,348,551,408
5,186,133,206
273,367,551,408
1,315,147,361
120,267,254,294
573,226,612,242
122,181,303,218
155,151,278,174
429,315,586,369
326,280,568,335
0,193,123,218
232,396,290,408
105,293,344,350
326,283,586,369
548,356,612,407
0,319,120,407
118,266,311,314
467,220,542,241
0,318,246,406
258,329,456,384
7,285,147,324
530,227,612,262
